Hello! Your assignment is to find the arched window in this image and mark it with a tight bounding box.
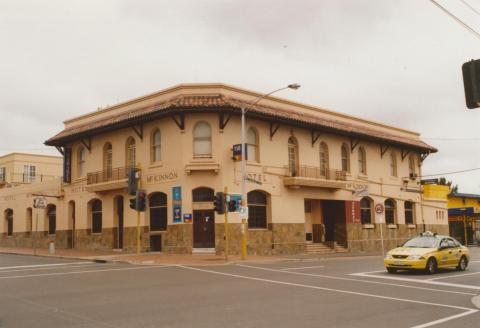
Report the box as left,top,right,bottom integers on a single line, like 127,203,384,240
360,197,372,224
78,147,86,177
90,199,102,234
47,204,56,235
288,137,299,177
319,142,329,177
103,143,113,179
247,127,259,162
384,199,396,225
409,155,416,176
341,143,350,172
126,137,136,168
358,147,367,175
247,190,268,229
193,122,212,158
149,192,167,231
26,207,32,235
151,129,161,162
404,201,415,225
192,187,214,202
390,152,397,177
5,209,13,236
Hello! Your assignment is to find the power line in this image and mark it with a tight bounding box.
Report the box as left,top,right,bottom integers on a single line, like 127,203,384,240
460,0,480,16
423,137,480,141
422,167,480,177
429,0,480,41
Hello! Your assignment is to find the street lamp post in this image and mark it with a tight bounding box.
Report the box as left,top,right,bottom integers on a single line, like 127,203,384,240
240,83,300,260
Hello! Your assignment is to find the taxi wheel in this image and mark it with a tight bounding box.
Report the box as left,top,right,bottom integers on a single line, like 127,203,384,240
386,268,397,274
457,256,468,271
425,257,437,274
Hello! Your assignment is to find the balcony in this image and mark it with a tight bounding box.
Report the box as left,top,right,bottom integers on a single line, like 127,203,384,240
0,173,60,188
86,166,131,192
283,166,347,189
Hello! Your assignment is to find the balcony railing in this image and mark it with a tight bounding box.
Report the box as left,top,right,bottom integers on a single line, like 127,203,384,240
8,173,60,184
290,166,347,181
87,166,132,185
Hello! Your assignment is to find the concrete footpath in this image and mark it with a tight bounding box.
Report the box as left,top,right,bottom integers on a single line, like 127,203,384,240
0,246,294,265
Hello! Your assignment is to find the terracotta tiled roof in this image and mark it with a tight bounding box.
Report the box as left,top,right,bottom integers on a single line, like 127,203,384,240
45,94,436,152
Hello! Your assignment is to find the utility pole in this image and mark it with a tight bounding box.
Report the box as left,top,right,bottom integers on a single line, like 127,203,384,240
224,186,229,262
33,212,38,256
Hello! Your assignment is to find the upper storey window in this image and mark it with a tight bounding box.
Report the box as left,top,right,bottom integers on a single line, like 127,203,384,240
193,122,212,158
288,137,299,177
247,127,259,162
103,143,113,178
390,152,398,177
319,142,329,177
152,129,161,162
358,147,367,175
341,143,350,172
126,137,136,168
78,147,86,177
409,155,416,176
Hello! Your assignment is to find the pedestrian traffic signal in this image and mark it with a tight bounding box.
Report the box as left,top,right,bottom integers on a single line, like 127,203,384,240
129,198,136,210
213,192,225,214
462,59,480,109
136,189,147,212
228,199,238,212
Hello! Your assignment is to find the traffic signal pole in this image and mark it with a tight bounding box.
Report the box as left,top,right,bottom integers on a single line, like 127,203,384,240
136,163,141,255
224,186,229,262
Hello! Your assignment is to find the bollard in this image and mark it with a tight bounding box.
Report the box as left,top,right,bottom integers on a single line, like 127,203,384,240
48,241,55,254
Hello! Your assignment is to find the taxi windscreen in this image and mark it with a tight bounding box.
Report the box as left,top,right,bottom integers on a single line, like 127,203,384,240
403,236,439,248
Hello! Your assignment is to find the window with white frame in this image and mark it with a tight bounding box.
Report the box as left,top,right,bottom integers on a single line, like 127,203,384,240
152,129,161,162
0,167,5,182
193,122,212,158
247,127,259,162
23,165,36,183
78,147,86,177
390,152,397,177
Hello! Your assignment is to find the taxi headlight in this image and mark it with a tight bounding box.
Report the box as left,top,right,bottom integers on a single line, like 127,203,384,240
385,254,393,259
407,255,425,260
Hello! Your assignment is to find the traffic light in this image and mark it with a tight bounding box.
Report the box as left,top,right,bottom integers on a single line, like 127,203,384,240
135,189,147,212
127,167,138,195
213,192,225,214
228,199,238,212
129,198,136,210
462,59,480,109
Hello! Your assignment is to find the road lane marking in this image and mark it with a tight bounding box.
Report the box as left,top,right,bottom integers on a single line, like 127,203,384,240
0,265,173,280
0,262,93,270
280,265,325,271
427,271,480,281
351,271,480,290
0,263,115,274
237,264,476,296
178,265,478,328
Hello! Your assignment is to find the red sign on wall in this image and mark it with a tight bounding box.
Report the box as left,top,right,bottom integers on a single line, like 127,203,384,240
345,201,361,223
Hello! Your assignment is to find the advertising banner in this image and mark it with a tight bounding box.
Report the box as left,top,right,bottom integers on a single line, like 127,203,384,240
172,186,182,223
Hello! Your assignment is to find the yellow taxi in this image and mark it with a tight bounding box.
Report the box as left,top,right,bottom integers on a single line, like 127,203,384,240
384,231,470,274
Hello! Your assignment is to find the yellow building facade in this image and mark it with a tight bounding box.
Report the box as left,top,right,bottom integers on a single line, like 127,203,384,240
447,192,480,245
0,84,449,254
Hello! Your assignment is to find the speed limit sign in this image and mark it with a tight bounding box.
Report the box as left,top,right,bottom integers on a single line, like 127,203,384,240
374,203,384,215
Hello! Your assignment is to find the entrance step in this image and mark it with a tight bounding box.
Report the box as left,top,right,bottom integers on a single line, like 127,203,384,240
192,248,216,255
306,243,349,254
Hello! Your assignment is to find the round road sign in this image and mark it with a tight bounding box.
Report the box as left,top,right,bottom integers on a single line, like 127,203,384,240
374,203,384,215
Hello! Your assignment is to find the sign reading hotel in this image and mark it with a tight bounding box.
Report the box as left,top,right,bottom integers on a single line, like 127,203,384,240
63,147,72,183
172,186,182,223
147,170,179,184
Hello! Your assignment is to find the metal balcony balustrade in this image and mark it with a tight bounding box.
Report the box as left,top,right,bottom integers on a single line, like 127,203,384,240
289,165,347,181
86,166,133,185
8,173,60,184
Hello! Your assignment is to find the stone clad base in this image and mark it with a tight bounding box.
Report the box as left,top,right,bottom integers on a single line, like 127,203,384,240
346,223,450,252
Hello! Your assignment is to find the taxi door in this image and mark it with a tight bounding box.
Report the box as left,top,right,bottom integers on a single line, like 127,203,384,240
437,239,451,268
446,238,462,267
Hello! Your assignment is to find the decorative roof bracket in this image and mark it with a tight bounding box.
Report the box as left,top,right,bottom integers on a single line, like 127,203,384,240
380,144,389,158
80,138,91,152
219,112,232,130
270,122,280,140
311,131,322,147
172,113,185,131
350,137,360,153
132,124,143,141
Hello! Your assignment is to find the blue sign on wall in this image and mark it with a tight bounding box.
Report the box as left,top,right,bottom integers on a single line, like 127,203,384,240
229,194,242,212
172,186,182,223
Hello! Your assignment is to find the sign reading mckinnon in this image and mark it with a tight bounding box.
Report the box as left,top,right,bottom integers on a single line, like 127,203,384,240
146,171,179,184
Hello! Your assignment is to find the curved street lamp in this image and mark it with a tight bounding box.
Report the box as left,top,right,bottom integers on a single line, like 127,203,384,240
240,83,301,260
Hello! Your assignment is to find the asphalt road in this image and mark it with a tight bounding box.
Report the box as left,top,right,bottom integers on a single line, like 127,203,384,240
0,249,479,328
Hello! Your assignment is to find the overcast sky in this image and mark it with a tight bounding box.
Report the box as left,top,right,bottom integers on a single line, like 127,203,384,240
1,0,480,193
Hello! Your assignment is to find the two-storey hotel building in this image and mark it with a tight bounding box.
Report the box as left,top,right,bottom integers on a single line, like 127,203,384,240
0,84,448,254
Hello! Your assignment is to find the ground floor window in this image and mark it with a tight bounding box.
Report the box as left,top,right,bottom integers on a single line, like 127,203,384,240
5,209,13,236
404,201,415,225
385,199,396,225
47,205,56,235
91,199,102,233
360,197,372,224
248,190,268,229
149,192,167,231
